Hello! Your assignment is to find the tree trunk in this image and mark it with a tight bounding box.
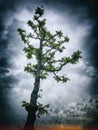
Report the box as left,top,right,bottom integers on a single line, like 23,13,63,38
23,77,40,130
23,39,43,130
23,105,37,130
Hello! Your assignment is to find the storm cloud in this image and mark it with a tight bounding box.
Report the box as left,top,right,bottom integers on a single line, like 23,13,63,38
0,0,98,125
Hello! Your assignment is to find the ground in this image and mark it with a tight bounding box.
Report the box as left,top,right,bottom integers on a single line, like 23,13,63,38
0,125,98,130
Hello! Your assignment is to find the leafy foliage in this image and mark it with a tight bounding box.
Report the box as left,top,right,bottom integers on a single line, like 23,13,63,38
21,101,30,107
37,102,50,118
17,6,82,117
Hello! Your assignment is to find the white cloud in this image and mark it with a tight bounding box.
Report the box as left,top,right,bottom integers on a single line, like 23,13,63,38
5,7,96,123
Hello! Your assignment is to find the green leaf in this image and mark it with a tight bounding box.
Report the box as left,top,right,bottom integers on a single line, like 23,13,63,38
70,50,82,64
54,74,69,83
36,102,50,118
21,101,29,107
17,28,25,33
64,36,69,42
24,63,37,76
56,31,63,38
35,6,44,17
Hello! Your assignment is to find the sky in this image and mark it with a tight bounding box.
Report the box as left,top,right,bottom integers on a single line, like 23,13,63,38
0,0,98,126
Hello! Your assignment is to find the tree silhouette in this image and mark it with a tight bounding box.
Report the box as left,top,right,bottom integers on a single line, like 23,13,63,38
17,6,82,130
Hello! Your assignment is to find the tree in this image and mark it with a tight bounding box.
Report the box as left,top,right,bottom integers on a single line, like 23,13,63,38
17,6,82,130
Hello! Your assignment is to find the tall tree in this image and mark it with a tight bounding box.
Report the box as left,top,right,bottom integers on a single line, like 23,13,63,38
17,6,82,130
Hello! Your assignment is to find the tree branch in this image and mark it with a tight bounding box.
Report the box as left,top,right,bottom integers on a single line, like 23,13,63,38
43,38,67,56
28,33,41,40
53,72,61,80
43,41,63,55
44,34,58,42
42,60,69,72
53,72,69,83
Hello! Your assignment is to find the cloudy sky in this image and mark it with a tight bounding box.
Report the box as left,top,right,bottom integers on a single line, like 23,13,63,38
0,0,98,125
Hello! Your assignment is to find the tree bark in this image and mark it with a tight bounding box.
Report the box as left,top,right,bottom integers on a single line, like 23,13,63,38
23,39,43,130
23,71,40,130
23,105,37,130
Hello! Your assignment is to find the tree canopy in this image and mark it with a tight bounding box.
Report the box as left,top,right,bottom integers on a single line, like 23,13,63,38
17,6,82,122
